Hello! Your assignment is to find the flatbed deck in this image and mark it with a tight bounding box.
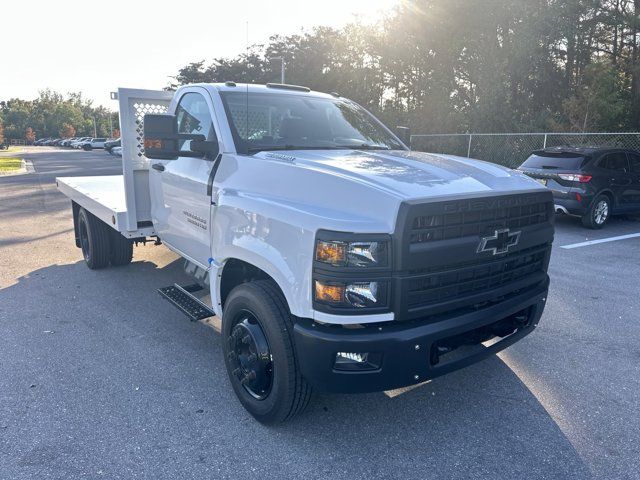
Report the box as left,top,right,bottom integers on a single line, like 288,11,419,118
56,175,155,238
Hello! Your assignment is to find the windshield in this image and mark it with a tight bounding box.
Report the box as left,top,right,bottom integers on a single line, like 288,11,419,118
219,91,405,154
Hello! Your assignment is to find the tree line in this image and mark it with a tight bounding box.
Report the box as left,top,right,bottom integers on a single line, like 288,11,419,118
1,0,638,143
170,0,640,134
0,90,118,143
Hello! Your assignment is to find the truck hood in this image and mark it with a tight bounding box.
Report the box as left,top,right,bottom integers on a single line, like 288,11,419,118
258,149,544,200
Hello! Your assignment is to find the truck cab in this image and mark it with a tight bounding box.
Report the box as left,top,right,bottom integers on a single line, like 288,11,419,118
57,83,554,423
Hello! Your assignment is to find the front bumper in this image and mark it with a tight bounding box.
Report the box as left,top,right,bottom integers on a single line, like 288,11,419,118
293,278,548,393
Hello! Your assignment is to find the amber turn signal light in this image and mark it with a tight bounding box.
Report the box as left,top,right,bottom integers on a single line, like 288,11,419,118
144,138,163,149
315,241,346,265
314,280,345,304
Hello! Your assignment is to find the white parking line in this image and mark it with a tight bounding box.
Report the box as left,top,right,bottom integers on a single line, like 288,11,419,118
560,232,640,249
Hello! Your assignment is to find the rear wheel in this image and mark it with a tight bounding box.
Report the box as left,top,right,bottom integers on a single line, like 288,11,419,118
77,208,111,269
83,144,92,151
109,229,133,266
222,280,312,424
582,194,611,229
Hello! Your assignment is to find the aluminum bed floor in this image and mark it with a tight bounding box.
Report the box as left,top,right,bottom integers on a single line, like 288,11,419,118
56,175,155,238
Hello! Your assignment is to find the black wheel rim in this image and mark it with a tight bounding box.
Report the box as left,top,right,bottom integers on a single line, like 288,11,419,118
227,310,273,400
79,217,91,262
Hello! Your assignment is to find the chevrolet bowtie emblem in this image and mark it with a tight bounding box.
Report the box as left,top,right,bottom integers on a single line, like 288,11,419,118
477,228,521,255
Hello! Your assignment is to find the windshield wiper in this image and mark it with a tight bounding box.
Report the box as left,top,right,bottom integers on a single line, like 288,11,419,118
247,144,392,154
247,145,336,154
334,144,391,150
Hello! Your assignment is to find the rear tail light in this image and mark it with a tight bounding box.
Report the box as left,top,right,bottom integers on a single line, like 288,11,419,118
558,173,592,183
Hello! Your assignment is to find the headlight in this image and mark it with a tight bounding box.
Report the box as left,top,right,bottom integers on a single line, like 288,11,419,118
315,239,389,267
314,280,389,309
313,231,392,313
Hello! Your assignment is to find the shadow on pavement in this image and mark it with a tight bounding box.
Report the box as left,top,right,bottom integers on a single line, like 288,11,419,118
0,258,592,479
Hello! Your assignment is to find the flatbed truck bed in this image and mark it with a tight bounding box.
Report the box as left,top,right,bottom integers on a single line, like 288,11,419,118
56,175,155,238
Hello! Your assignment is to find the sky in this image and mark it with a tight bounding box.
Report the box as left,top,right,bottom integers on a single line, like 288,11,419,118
1,0,399,108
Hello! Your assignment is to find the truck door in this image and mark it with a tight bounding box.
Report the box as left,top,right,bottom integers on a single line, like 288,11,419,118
148,89,219,267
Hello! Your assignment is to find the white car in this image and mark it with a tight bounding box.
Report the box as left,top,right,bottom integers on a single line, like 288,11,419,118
61,137,78,147
110,146,123,156
71,137,92,149
79,138,107,150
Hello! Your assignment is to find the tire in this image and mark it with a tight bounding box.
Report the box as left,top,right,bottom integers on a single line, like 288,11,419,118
83,144,92,151
222,280,312,424
77,208,112,269
109,229,133,266
582,194,611,229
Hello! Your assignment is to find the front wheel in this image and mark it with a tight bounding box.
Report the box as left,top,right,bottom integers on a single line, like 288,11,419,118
83,144,92,151
582,194,611,229
222,280,312,424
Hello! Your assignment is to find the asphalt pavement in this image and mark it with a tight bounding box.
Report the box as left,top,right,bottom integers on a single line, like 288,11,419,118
1,147,639,479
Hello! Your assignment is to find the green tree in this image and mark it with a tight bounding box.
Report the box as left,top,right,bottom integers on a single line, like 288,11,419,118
563,61,628,131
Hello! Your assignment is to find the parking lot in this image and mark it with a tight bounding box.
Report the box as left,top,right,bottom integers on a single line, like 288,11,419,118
1,147,639,479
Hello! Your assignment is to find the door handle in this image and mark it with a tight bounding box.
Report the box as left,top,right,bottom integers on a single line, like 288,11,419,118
152,163,165,172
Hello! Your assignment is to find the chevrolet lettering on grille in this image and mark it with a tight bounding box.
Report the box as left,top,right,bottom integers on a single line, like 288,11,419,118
477,228,521,255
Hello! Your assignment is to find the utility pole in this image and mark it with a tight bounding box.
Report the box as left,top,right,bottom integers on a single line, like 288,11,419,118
269,57,285,83
92,116,97,138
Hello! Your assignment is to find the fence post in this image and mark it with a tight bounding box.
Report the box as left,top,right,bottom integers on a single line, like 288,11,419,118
467,134,473,157
543,134,548,149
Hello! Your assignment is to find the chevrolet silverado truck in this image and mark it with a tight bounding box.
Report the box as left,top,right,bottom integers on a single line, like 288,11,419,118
56,83,554,423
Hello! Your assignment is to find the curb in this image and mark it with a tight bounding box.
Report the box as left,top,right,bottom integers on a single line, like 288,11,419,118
0,159,34,177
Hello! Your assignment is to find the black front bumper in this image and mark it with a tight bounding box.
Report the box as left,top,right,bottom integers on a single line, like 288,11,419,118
293,278,548,393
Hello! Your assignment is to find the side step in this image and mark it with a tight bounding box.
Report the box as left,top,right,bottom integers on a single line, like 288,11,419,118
158,284,215,321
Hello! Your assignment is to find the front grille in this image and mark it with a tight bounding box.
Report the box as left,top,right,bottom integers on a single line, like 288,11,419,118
395,192,554,320
410,197,549,244
405,245,548,308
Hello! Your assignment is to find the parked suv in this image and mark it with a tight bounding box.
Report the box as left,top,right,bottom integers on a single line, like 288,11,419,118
80,138,107,150
104,138,121,153
518,147,640,228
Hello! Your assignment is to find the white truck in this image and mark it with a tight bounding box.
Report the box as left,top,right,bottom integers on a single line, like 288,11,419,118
57,83,555,423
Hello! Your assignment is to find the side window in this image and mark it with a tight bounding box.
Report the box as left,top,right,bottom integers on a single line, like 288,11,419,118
175,92,216,154
599,152,629,172
628,153,640,173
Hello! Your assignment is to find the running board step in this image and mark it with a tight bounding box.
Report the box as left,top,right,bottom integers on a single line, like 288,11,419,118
158,284,215,321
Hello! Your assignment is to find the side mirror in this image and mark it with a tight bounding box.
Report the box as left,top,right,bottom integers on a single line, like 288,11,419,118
143,114,211,160
144,114,179,160
190,140,219,158
395,126,411,149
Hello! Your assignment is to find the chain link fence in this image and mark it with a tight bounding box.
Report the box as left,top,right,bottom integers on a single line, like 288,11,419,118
411,133,640,168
